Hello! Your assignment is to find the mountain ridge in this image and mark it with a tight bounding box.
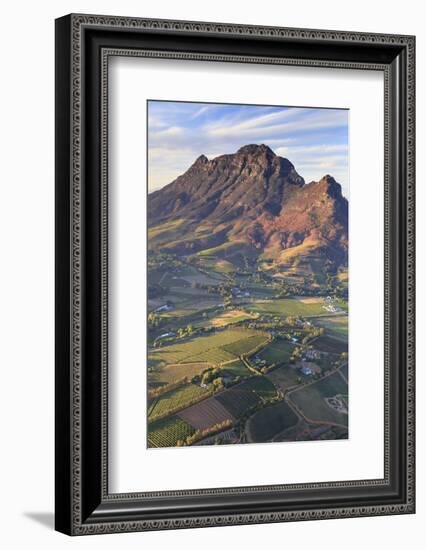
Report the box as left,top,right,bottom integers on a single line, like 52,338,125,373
148,144,348,272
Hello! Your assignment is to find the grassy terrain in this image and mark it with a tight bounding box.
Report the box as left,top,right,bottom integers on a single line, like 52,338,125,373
248,298,331,317
147,415,195,448
290,371,348,426
316,315,349,341
247,401,299,442
194,240,257,262
207,309,256,328
148,328,261,368
148,219,187,244
221,334,269,356
221,358,252,379
256,339,293,366
148,383,210,421
240,376,278,401
185,347,236,365
195,257,236,274
152,362,212,385
266,366,301,392
313,335,348,354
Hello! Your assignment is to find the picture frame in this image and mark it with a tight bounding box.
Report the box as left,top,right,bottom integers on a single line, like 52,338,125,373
55,13,415,535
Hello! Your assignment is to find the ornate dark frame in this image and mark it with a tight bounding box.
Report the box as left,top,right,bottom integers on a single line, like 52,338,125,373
55,13,415,536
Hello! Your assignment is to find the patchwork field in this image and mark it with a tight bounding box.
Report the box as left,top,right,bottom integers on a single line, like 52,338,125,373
247,401,299,442
146,138,350,448
148,415,195,448
289,371,348,426
178,396,235,430
148,328,265,369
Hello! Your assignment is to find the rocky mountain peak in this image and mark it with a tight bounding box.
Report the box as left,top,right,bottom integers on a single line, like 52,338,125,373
236,143,274,157
147,144,348,269
193,154,209,166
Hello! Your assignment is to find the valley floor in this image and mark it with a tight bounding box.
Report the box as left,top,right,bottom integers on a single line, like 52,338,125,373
147,256,348,448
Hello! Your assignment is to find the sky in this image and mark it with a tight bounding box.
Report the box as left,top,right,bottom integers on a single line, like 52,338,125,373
147,100,349,197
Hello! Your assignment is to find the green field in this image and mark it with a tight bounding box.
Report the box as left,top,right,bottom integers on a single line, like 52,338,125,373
215,386,260,419
148,383,210,421
256,339,293,366
152,362,212,385
221,358,252,379
148,219,187,244
248,298,327,317
247,401,299,442
290,371,348,426
194,255,236,274
266,366,302,392
148,415,195,448
221,334,269,356
316,315,349,341
186,347,236,364
148,328,262,369
240,376,278,401
313,335,348,354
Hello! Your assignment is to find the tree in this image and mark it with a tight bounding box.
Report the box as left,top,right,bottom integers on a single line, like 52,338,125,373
212,377,224,391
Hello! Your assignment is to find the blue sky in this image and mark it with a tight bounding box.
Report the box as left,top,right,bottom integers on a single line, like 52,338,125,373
148,100,349,196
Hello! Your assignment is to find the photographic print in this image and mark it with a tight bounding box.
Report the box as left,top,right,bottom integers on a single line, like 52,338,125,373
147,100,349,449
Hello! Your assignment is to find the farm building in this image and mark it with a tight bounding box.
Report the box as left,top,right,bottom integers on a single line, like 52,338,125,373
300,366,312,376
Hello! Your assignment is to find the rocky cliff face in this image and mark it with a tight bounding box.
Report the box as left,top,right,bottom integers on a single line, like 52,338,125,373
148,144,305,224
148,144,348,269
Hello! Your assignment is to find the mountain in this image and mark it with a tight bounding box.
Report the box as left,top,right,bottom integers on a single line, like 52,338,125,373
148,144,348,273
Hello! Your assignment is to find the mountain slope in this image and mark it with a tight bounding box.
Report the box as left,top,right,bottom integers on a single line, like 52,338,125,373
148,144,348,272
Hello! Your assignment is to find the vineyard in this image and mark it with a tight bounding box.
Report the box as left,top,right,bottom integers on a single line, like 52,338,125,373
148,328,263,369
148,383,211,421
221,358,252,378
152,362,213,385
311,335,347,354
256,340,293,366
247,401,299,442
221,334,270,356
241,376,278,401
147,416,195,448
215,386,260,419
178,396,235,430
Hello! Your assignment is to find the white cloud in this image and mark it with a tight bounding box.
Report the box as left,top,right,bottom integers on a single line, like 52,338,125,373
206,109,347,140
147,103,349,196
190,105,212,119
